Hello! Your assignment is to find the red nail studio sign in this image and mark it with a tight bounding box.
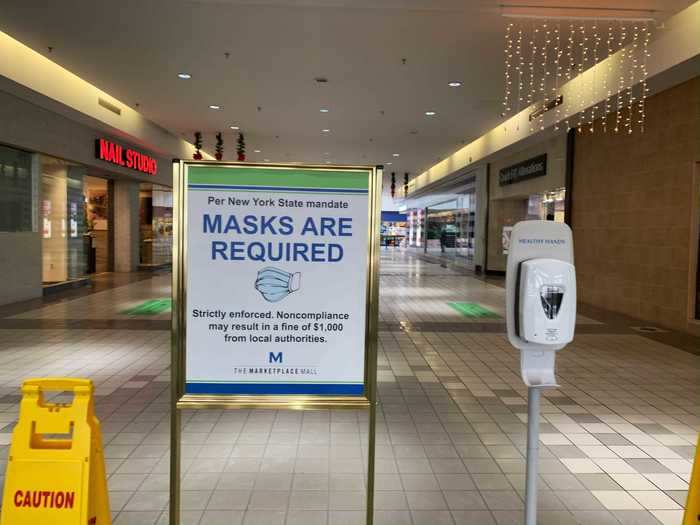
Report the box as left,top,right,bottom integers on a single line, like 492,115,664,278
95,138,157,175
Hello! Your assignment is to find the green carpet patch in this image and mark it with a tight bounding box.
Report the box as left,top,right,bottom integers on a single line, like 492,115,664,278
448,302,500,318
122,298,171,315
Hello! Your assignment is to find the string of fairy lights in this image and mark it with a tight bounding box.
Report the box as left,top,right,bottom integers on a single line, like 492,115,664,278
501,19,652,134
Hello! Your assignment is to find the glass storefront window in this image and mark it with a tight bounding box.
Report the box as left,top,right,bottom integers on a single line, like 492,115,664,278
66,168,87,280
42,157,89,283
426,206,457,257
0,144,35,232
407,209,424,248
139,184,173,266
423,191,477,266
41,157,110,284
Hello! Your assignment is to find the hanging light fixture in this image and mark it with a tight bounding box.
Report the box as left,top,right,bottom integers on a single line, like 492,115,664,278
553,22,562,130
589,22,600,133
500,11,653,135
503,22,514,116
576,22,586,132
603,22,613,132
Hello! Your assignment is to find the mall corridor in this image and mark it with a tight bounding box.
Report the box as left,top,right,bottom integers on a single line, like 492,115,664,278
0,3,699,522
0,251,696,525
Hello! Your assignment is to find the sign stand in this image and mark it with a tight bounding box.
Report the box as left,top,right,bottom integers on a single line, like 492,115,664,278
366,356,378,525
169,161,382,525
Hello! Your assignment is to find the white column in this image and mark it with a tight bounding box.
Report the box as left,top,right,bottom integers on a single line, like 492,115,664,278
112,178,140,272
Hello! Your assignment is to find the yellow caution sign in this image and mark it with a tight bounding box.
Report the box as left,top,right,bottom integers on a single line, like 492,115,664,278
685,435,700,525
0,378,110,525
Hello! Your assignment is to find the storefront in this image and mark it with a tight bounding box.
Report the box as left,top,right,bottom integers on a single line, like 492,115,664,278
37,154,173,288
0,89,173,306
403,166,487,271
486,134,568,273
380,211,407,247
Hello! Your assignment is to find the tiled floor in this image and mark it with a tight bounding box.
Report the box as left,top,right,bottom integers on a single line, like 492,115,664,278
0,250,697,524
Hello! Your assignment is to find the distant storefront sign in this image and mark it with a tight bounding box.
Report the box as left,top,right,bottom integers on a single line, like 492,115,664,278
95,138,157,175
499,154,547,186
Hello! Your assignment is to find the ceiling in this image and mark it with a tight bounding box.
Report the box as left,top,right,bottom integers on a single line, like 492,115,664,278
0,0,694,189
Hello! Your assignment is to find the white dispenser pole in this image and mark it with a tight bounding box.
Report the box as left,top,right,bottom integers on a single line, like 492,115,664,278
525,387,540,525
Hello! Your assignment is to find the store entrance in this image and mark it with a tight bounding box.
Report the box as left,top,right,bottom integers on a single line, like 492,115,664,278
139,183,173,268
84,176,110,274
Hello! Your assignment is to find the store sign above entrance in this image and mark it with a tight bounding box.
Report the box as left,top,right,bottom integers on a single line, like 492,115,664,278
95,138,157,175
499,154,547,186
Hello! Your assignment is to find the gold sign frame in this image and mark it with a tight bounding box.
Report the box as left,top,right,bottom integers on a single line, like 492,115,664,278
169,160,382,525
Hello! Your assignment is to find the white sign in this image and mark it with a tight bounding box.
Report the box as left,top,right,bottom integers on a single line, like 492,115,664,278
184,165,372,396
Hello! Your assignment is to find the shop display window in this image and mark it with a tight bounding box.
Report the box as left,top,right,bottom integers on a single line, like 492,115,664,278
424,191,477,264
380,211,407,247
139,183,173,266
0,144,34,232
41,157,91,283
407,209,424,247
41,157,110,284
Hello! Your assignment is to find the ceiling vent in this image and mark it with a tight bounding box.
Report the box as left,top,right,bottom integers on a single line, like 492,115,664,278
98,97,122,116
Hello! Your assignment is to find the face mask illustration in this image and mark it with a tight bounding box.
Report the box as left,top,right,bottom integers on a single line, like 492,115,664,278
255,267,301,303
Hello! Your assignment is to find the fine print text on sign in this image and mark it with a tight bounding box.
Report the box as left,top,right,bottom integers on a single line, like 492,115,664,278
185,166,371,396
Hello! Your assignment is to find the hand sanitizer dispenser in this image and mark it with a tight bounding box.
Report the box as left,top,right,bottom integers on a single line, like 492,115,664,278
517,258,576,346
506,220,576,387
505,220,576,525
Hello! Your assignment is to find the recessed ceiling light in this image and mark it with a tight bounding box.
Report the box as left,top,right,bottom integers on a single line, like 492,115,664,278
254,149,261,153
392,153,400,157
264,159,270,162
230,125,240,130
209,104,221,110
177,73,191,79
448,81,462,87
319,108,329,113
326,161,332,164
386,162,393,165
425,111,436,116
321,129,330,133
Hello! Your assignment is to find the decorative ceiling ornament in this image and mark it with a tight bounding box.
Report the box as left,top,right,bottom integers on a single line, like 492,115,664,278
236,133,246,162
501,18,652,134
215,132,223,161
193,131,203,160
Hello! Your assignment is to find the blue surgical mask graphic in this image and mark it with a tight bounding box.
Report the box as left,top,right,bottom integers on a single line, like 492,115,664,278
255,267,301,303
